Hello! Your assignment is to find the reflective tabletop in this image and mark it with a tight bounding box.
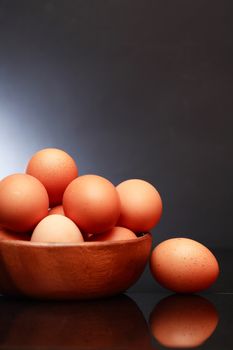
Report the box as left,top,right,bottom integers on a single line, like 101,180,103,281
0,292,232,350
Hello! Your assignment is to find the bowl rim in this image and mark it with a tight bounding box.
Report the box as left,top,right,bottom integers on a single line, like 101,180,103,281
0,232,152,249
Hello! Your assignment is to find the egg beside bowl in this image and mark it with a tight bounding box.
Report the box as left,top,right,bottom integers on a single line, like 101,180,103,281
150,238,220,293
0,147,220,298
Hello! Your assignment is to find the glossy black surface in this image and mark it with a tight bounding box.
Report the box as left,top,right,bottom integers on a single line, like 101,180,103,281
0,292,232,349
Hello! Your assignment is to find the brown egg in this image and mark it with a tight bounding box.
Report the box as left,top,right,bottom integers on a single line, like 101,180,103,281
150,238,220,293
0,174,49,233
0,227,30,241
116,179,162,232
150,294,219,348
31,214,84,243
26,148,78,206
48,205,65,216
90,226,137,242
63,175,120,234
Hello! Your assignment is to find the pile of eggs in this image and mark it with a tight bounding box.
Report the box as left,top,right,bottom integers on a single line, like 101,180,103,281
0,148,162,242
0,148,219,293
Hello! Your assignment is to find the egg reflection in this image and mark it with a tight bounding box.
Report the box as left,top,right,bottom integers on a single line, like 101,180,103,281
150,294,219,348
0,295,151,349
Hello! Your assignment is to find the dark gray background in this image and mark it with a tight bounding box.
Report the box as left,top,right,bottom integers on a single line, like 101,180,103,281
0,1,232,291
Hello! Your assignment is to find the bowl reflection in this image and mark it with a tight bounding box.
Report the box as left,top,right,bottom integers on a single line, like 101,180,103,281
0,294,151,349
150,294,219,348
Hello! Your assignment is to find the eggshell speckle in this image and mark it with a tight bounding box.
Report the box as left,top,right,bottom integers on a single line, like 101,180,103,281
116,179,162,232
150,238,219,293
31,214,84,243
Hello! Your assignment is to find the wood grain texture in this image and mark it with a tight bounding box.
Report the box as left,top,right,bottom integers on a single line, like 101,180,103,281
0,233,152,300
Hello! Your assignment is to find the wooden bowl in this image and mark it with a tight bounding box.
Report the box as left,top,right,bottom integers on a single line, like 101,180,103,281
0,233,152,300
